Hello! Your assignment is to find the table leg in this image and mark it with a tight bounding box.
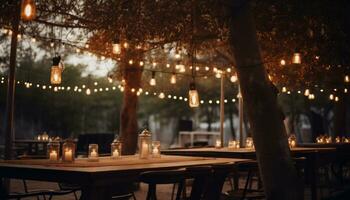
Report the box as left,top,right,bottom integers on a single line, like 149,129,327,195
0,178,9,199
81,184,112,200
306,154,317,200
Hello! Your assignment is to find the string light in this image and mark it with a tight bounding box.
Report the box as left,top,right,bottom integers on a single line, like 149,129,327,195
50,56,63,85
280,59,286,66
123,42,129,49
329,94,334,100
292,52,301,64
150,71,156,86
230,74,238,83
189,81,200,107
345,75,349,83
282,87,287,93
86,88,91,95
170,73,176,84
21,0,36,21
139,61,144,66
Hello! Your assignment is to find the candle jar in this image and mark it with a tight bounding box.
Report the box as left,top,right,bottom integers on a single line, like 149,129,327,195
288,134,297,148
152,141,161,158
42,132,49,141
88,144,99,162
228,140,239,149
47,141,60,162
111,139,122,159
215,139,221,149
325,136,332,144
245,137,254,149
62,139,75,162
138,129,152,159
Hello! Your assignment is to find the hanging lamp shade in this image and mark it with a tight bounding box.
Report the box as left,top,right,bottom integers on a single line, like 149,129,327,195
50,56,62,85
189,82,199,107
21,0,36,21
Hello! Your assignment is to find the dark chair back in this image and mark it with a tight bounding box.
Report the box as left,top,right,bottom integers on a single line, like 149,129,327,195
139,169,187,200
76,133,115,155
186,166,212,200
203,162,236,200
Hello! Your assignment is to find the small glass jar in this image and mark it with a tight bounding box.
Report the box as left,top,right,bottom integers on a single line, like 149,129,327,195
288,134,297,148
88,144,99,162
138,129,152,159
245,137,254,149
152,141,161,158
47,141,60,162
62,139,75,162
215,139,221,149
111,139,122,159
228,140,239,149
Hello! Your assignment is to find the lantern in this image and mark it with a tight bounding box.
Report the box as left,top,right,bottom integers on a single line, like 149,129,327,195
50,56,63,85
228,140,239,149
47,141,60,162
112,37,121,55
138,129,152,159
215,139,221,149
292,53,301,64
288,134,297,148
62,139,75,162
345,75,349,83
170,73,176,84
88,144,99,161
21,0,36,21
152,141,161,158
149,71,156,86
189,82,199,107
111,139,122,159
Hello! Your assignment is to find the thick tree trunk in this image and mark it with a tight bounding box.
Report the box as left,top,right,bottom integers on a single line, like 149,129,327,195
119,51,143,155
226,1,303,199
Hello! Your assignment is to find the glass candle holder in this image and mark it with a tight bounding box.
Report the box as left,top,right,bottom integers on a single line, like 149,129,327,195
88,144,99,162
138,129,151,159
47,141,60,162
245,137,254,149
228,140,239,149
152,141,161,158
215,139,221,148
62,139,75,162
111,139,122,159
42,132,49,141
325,136,332,144
288,134,297,148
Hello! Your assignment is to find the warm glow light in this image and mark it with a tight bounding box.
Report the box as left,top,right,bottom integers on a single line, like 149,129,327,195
129,60,133,65
304,89,310,96
150,72,156,86
170,73,176,84
123,42,129,48
139,61,144,66
158,92,165,99
329,94,334,100
21,0,36,21
280,59,286,66
112,43,121,54
282,87,287,93
230,74,238,83
86,88,91,95
50,56,62,85
345,75,349,83
292,53,301,64
189,82,199,107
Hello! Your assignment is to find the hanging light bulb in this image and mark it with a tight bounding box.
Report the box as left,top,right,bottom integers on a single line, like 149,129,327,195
112,36,121,54
31,36,36,43
292,52,301,64
177,64,185,73
158,92,165,99
170,73,176,84
304,89,310,96
345,75,349,83
86,88,91,95
230,74,238,83
282,87,287,93
280,59,286,66
123,42,129,49
50,40,54,47
149,71,156,86
189,82,200,107
50,56,63,85
21,0,36,21
329,94,334,100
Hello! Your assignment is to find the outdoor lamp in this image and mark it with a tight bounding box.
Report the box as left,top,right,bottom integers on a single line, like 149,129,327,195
50,56,63,85
21,0,36,21
292,52,301,64
111,139,122,159
47,140,60,162
138,129,152,159
288,134,297,148
150,71,156,86
62,139,75,162
88,144,99,162
152,141,161,158
304,89,310,96
170,73,176,84
189,82,199,107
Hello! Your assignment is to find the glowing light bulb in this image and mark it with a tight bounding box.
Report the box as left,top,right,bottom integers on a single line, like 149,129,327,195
292,53,301,64
21,0,36,21
158,92,165,99
282,87,287,93
230,74,238,83
112,43,121,54
280,59,286,66
345,75,349,83
304,89,310,96
86,88,91,95
170,73,176,84
189,82,199,107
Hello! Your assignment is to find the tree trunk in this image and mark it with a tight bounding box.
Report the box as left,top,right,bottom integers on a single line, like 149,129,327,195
226,1,303,199
119,51,143,155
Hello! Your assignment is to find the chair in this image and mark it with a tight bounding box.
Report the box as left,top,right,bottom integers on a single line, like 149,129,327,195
139,169,187,200
186,166,212,200
202,162,237,200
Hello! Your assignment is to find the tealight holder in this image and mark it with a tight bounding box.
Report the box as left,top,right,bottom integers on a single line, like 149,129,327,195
138,129,152,159
215,139,222,148
288,134,297,148
42,132,49,141
152,141,161,158
47,141,60,162
335,136,341,143
36,134,42,141
111,139,122,159
62,139,75,162
88,144,99,162
325,136,332,144
245,137,254,149
228,140,239,149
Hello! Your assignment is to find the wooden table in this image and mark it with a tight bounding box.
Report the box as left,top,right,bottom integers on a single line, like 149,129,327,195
0,155,247,200
14,140,70,156
162,147,337,200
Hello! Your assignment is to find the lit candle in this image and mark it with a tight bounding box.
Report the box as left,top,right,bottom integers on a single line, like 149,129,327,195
215,140,221,148
112,149,120,158
90,149,97,157
64,149,73,162
290,140,296,148
140,142,149,159
49,150,58,161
